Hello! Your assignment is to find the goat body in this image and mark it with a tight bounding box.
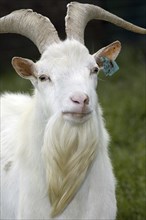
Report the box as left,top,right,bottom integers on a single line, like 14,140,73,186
1,40,117,219
1,96,116,219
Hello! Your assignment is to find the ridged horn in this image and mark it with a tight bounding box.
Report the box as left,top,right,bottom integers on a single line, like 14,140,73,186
0,9,60,54
65,2,146,44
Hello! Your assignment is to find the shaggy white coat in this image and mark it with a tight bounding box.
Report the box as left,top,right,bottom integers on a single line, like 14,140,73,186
0,40,117,219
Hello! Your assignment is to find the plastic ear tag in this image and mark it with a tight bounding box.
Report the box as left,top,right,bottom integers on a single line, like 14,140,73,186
100,57,119,76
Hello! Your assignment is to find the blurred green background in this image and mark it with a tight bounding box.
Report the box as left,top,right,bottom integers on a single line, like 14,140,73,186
0,0,146,220
98,46,146,220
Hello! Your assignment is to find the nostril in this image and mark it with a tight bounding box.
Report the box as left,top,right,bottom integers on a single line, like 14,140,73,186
70,93,90,106
70,96,80,104
84,95,89,105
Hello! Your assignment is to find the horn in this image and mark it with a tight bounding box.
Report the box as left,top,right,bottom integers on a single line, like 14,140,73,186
0,9,60,54
65,2,146,44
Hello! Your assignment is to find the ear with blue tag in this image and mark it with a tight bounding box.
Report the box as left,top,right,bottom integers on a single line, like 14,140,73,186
93,41,121,76
99,56,119,76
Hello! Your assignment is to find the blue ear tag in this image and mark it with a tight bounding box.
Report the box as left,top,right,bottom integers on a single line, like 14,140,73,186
100,57,119,76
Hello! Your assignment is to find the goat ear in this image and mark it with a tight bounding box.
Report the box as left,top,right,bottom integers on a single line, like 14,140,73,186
94,41,121,68
12,57,37,80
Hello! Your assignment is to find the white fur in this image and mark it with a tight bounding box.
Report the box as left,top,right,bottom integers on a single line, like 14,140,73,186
0,40,117,219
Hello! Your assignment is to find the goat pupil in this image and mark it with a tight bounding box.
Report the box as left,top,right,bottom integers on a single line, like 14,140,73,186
91,67,99,75
94,67,99,73
39,75,49,82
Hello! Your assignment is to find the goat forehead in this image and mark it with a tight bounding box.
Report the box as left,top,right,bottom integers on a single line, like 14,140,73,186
38,40,95,75
43,40,89,59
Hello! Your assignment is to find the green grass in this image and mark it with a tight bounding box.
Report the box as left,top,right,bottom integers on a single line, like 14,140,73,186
0,68,32,93
98,47,146,220
0,46,146,220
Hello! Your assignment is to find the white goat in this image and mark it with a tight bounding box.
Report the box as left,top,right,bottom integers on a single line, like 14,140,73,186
0,2,146,220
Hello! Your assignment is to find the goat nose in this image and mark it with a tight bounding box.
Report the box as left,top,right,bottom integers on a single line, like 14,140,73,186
70,93,89,105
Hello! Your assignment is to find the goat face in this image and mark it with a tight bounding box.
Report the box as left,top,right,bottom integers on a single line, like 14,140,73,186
1,2,145,124
12,39,121,124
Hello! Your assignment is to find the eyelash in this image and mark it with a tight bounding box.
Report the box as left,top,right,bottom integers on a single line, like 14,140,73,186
39,74,51,82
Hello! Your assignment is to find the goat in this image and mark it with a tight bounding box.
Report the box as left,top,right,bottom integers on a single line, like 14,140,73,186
0,2,146,220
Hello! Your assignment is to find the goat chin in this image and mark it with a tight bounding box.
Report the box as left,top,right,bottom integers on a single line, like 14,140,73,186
42,111,99,217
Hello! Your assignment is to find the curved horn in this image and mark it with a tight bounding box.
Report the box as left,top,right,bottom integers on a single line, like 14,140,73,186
0,9,60,54
65,2,146,44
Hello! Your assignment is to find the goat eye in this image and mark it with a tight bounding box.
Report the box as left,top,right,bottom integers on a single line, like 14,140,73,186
90,67,99,75
39,74,51,82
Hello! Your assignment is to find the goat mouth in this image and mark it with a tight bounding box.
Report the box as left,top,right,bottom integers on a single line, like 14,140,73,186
62,111,92,119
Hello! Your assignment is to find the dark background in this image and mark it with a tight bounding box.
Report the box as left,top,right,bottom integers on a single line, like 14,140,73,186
0,0,146,73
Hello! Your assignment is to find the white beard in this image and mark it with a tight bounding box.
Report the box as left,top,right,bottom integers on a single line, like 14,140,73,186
42,112,99,217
